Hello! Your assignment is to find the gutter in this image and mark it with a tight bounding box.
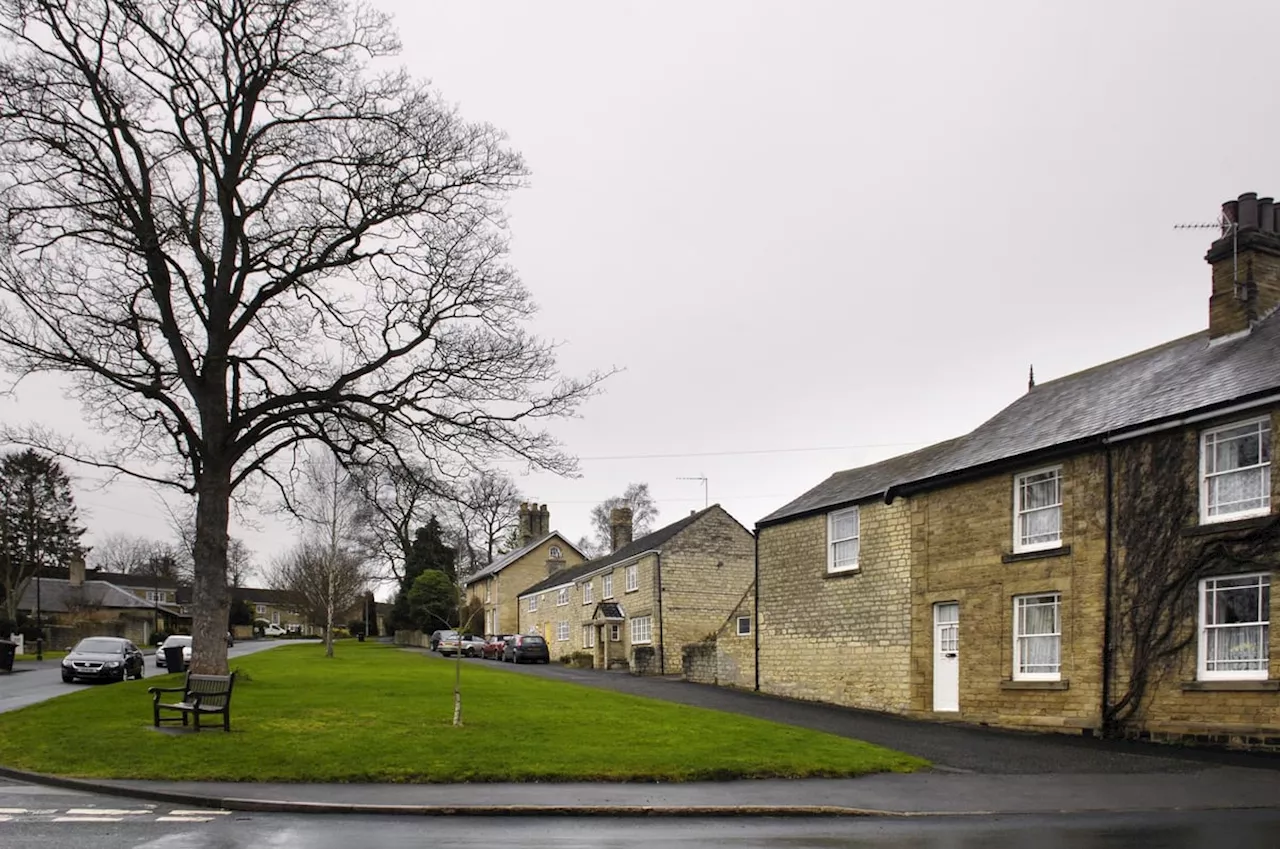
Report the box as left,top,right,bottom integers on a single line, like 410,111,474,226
655,552,665,675
753,531,760,692
1101,441,1115,737
1099,391,1280,445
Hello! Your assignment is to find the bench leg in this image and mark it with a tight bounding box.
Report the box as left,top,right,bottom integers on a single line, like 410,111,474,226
193,711,200,732
223,710,230,732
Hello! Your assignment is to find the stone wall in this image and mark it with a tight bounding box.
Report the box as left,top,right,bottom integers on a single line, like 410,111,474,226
758,498,913,712
682,640,717,684
908,452,1108,731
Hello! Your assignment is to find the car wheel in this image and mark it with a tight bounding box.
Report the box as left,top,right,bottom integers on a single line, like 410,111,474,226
135,665,145,680
61,672,74,683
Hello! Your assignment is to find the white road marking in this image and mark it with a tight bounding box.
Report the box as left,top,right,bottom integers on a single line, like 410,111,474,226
64,808,150,816
167,809,229,816
54,816,124,823
0,815,13,822
155,816,214,823
0,808,27,814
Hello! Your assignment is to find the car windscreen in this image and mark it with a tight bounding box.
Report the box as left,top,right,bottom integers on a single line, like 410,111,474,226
162,636,192,647
75,638,124,653
522,636,547,645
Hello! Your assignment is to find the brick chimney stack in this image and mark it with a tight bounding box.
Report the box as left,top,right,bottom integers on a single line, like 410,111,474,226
1207,192,1280,338
609,507,633,553
69,556,85,588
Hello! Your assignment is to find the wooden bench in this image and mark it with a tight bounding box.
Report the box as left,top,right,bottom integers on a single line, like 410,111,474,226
148,672,235,732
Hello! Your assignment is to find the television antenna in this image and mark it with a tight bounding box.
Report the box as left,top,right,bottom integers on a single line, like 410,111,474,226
1174,213,1242,294
677,475,708,508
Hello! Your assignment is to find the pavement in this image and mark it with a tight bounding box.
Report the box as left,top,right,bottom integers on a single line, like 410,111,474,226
4,645,1280,817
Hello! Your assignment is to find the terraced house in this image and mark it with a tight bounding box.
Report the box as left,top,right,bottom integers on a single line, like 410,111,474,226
518,505,754,678
462,503,586,636
757,191,1280,750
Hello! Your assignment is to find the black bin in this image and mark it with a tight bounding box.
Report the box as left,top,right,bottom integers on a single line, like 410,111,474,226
163,645,186,672
0,640,15,673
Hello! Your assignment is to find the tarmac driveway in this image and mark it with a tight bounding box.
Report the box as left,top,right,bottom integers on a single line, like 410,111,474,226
460,654,1280,775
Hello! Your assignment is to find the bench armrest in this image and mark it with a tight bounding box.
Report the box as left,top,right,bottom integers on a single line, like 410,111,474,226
147,686,185,695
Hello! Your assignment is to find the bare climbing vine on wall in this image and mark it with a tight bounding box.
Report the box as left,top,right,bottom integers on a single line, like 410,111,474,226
1107,431,1280,732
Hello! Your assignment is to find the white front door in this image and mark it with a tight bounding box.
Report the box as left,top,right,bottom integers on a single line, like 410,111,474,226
933,602,960,712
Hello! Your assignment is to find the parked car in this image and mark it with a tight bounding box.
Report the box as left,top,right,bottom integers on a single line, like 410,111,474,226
262,623,286,637
155,634,192,669
430,629,458,652
457,635,486,657
438,633,479,656
503,634,550,664
482,635,512,660
62,637,145,683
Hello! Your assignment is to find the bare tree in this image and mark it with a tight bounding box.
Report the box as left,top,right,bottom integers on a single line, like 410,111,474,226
351,458,447,584
589,483,659,552
450,471,522,576
270,540,369,659
0,1,604,673
86,533,174,575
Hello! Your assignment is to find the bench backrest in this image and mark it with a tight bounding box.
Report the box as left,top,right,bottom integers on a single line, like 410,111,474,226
185,673,234,708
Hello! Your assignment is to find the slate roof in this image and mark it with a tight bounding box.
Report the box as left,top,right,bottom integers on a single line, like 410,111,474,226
516,506,720,598
760,311,1280,526
462,532,585,586
17,578,178,614
592,601,625,622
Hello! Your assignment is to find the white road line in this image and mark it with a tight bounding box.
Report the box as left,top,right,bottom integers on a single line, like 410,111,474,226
64,808,150,816
168,809,230,816
0,808,28,814
155,816,214,823
0,815,13,822
54,817,124,823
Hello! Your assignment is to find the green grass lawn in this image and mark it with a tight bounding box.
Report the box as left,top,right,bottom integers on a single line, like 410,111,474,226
0,642,926,783
15,650,67,661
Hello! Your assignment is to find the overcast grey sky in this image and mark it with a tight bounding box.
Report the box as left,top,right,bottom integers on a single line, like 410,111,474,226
5,0,1279,579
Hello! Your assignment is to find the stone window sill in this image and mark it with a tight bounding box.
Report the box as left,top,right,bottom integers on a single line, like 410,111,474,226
1180,680,1280,692
1000,679,1070,691
1001,545,1071,564
1182,516,1274,537
824,568,861,580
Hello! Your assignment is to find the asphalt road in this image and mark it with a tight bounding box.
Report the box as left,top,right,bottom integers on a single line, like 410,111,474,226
0,639,295,715
3,800,1280,849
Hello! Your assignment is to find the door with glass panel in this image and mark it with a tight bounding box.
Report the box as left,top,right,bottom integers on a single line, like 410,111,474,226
933,602,960,712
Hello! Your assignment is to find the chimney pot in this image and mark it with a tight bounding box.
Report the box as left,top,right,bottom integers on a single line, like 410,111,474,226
1238,192,1260,230
1260,198,1275,233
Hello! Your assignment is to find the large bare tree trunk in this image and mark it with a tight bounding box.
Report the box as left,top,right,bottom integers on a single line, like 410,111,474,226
191,465,231,675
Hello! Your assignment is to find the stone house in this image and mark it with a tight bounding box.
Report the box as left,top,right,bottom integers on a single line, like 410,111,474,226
462,503,586,636
517,505,755,676
17,559,186,646
757,191,1280,748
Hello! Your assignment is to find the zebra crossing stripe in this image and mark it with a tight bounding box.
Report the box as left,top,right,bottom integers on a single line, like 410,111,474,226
54,816,124,823
156,816,214,823
0,808,28,814
64,808,150,816
0,816,13,822
168,809,230,816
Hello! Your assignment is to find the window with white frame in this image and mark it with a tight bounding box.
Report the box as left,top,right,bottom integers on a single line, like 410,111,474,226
1202,419,1272,522
1014,467,1062,552
146,591,164,603
582,625,595,648
582,582,594,604
610,624,621,642
625,564,639,592
549,545,562,559
630,615,652,644
827,506,860,572
736,616,752,636
256,604,266,615
603,573,614,598
528,595,538,612
1199,573,1270,680
1013,593,1061,680
556,621,570,642
556,587,568,606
